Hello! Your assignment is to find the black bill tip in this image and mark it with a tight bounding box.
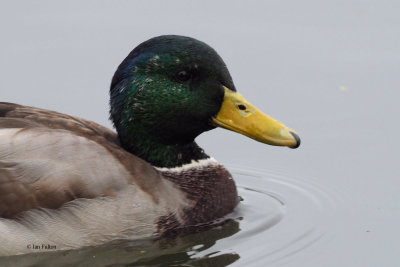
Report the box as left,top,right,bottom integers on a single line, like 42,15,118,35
289,131,301,149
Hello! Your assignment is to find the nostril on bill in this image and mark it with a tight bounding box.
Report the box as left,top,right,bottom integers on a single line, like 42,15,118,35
238,104,247,110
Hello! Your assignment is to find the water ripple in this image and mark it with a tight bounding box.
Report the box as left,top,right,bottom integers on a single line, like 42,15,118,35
208,166,341,266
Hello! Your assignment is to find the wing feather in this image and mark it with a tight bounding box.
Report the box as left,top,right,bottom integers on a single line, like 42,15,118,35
0,102,159,218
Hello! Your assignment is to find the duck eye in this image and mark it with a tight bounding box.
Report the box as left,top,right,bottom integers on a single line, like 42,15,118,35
175,70,191,82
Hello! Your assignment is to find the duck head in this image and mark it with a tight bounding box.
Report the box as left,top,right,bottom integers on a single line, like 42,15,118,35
110,35,300,167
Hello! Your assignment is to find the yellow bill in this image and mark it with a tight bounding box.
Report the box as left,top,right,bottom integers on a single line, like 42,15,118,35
212,86,300,148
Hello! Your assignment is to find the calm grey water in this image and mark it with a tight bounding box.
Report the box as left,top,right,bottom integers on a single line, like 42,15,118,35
1,1,399,266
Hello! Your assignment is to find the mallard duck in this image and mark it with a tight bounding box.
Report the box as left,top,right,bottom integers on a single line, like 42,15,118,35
0,35,300,255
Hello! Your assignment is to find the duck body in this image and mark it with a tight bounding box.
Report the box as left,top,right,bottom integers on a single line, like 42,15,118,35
0,35,299,255
0,103,236,255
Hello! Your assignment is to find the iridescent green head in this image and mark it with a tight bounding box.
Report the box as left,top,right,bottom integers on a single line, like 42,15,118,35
110,35,235,167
